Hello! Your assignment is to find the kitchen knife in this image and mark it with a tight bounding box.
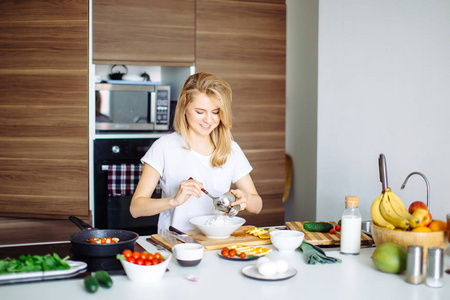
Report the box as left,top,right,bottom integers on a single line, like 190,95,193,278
169,226,202,245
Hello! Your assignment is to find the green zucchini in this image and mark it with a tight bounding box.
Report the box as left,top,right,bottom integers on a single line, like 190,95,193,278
95,270,113,288
84,275,99,293
303,222,334,232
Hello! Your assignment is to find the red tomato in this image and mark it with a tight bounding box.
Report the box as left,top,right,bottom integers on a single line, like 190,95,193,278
329,228,336,234
151,259,160,265
127,257,136,264
239,252,246,259
335,225,341,231
123,249,133,258
140,252,148,261
222,247,229,252
136,259,145,265
154,252,162,260
229,249,237,257
147,253,154,261
100,238,107,244
221,248,229,256
132,251,140,260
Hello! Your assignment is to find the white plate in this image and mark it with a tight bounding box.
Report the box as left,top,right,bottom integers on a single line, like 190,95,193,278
0,260,87,285
241,265,297,281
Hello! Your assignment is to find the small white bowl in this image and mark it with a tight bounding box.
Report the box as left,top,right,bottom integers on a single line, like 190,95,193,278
172,243,204,266
120,253,172,282
270,230,305,253
189,215,246,239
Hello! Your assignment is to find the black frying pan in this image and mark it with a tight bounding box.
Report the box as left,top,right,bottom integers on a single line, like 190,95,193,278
68,216,138,257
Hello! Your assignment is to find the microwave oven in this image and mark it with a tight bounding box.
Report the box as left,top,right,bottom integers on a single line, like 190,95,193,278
95,82,171,132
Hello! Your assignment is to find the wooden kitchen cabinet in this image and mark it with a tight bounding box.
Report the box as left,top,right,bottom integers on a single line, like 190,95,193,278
196,0,286,226
0,0,89,244
93,0,195,66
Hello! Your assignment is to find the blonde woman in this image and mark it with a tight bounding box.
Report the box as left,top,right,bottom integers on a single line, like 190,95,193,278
130,72,262,231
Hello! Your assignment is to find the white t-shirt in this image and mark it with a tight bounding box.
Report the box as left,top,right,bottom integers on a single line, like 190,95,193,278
141,132,253,231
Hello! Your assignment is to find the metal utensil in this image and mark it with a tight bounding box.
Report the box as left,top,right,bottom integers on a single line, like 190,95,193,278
401,171,431,210
146,238,166,251
379,154,389,192
188,177,241,217
169,226,202,245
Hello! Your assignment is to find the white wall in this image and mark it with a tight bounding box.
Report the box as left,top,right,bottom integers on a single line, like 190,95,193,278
285,0,318,222
315,0,450,222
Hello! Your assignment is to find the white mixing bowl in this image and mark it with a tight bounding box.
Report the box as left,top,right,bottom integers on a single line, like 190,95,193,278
189,215,246,239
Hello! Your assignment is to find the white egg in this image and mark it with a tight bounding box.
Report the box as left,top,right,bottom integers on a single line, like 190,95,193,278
257,261,277,276
274,259,289,273
256,256,270,268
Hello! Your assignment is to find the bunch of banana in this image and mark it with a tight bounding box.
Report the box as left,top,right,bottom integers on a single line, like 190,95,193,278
371,188,420,230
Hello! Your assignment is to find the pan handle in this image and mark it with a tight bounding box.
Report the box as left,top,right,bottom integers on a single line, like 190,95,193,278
69,216,94,231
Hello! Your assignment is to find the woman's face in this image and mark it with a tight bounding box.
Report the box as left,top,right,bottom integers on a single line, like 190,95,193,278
185,92,220,137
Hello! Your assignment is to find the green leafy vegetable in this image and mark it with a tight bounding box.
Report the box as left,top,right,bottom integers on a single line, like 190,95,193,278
0,253,70,274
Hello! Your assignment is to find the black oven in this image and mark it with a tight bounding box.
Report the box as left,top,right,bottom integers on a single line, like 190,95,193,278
93,138,160,235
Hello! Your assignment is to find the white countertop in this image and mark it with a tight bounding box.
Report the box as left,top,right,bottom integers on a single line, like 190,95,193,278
1,236,449,300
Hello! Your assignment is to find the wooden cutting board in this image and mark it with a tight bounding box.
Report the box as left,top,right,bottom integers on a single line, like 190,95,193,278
150,225,271,251
286,221,373,246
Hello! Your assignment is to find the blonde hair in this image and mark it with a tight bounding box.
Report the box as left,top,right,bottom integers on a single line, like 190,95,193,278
173,72,233,167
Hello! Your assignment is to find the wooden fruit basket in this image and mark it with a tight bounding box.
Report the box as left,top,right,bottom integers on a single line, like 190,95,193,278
371,222,447,261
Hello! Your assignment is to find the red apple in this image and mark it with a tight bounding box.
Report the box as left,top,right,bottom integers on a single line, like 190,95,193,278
408,201,428,214
412,208,432,227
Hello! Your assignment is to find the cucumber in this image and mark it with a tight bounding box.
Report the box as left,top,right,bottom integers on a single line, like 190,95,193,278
303,222,334,232
84,275,99,293
95,270,113,288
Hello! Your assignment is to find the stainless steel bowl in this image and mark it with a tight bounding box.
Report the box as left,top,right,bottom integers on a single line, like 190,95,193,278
361,219,372,235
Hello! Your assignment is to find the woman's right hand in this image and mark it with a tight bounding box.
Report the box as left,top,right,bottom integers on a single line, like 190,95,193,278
172,178,203,207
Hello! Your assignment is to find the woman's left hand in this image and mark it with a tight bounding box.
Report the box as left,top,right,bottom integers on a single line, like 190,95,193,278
229,189,248,211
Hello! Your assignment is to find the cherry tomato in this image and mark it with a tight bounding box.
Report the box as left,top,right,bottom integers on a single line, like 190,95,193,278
335,225,341,231
100,238,107,244
127,257,136,264
140,252,148,261
136,259,145,265
132,251,140,260
151,259,160,265
229,249,237,257
123,249,133,258
221,248,229,256
147,253,154,261
222,247,229,252
154,252,162,260
329,228,336,234
239,252,246,259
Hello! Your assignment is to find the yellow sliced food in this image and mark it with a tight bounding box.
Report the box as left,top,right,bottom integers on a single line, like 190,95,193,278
246,227,269,239
258,233,270,239
227,245,272,257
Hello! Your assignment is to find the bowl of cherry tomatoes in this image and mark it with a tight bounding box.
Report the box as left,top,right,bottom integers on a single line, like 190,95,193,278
117,249,171,282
